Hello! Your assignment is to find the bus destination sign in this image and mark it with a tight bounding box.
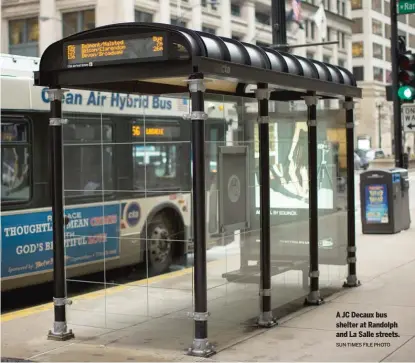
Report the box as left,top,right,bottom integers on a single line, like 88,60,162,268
64,34,165,68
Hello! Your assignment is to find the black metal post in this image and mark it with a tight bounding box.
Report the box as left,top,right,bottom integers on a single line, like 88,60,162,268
304,94,323,306
391,0,404,168
256,84,277,328
343,98,361,288
47,88,75,341
271,0,287,48
187,75,214,358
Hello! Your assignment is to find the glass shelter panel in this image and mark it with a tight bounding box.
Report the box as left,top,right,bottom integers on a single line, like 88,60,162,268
267,100,312,310
206,94,263,330
60,90,195,330
316,101,348,291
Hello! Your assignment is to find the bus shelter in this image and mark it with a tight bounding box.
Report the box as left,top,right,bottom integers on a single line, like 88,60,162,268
35,23,362,357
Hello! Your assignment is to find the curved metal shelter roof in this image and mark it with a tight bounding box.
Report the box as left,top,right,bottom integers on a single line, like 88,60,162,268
35,22,361,100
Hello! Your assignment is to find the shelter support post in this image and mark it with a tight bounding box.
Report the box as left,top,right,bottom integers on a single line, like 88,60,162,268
255,84,278,328
46,88,75,341
303,94,324,306
186,75,215,358
343,98,361,288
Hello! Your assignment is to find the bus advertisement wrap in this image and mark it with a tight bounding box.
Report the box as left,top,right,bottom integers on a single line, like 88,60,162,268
1,204,120,278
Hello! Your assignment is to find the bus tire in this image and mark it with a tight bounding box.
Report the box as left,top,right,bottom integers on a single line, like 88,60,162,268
146,214,174,276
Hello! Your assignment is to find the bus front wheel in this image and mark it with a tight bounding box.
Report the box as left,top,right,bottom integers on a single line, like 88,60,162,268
147,215,174,276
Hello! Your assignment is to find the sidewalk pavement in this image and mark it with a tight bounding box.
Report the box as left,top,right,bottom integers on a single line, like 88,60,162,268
210,211,415,362
2,209,414,362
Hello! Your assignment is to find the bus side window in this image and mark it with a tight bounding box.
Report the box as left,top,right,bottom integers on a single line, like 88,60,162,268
63,119,114,198
1,119,31,203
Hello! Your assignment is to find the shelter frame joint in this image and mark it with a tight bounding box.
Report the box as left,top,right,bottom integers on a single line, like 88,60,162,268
53,297,72,306
187,311,210,321
47,88,69,102
187,78,206,93
257,116,270,124
259,288,271,297
49,118,68,126
303,95,319,106
344,101,355,110
183,111,208,121
255,87,273,100
309,270,320,278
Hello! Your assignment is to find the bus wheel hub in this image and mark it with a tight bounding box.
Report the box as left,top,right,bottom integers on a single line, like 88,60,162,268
150,226,171,263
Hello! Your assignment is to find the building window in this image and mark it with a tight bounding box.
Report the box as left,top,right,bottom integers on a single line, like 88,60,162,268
306,51,314,59
135,10,153,22
304,20,309,38
338,59,346,68
385,24,391,39
326,27,331,41
410,13,415,27
255,12,270,25
311,23,315,39
372,19,383,36
352,41,364,58
171,17,186,27
351,0,362,10
398,29,406,38
399,15,407,24
338,31,345,48
323,55,331,63
372,0,382,13
202,26,216,34
385,46,391,62
386,69,392,83
353,66,364,81
352,18,363,34
384,0,390,16
62,10,95,38
373,43,383,60
373,67,384,82
8,17,39,57
231,3,241,16
341,1,346,15
232,34,241,41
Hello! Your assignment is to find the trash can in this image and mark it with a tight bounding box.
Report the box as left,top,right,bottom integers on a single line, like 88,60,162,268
360,168,411,234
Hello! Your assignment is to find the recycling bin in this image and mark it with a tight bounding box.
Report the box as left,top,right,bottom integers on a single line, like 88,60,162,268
360,168,411,234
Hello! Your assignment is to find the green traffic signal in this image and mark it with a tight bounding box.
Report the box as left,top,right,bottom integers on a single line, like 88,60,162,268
398,85,415,100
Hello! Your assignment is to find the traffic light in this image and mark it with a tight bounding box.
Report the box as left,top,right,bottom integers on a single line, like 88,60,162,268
397,37,415,101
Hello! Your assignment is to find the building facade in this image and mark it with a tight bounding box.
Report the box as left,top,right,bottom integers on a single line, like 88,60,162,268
2,0,352,110
352,0,415,155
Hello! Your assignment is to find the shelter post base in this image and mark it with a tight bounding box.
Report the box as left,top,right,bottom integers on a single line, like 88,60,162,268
256,311,278,328
187,339,216,358
47,322,74,341
304,290,324,306
343,274,361,288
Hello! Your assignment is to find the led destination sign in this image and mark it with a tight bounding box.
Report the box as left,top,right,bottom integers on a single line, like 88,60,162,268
64,34,165,68
132,125,180,139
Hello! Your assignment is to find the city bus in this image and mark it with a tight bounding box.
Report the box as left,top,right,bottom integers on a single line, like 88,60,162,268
0,53,237,291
